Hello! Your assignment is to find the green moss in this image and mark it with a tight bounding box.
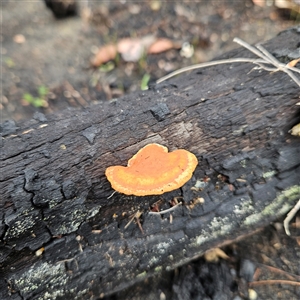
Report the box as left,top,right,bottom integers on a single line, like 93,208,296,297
154,266,162,273
192,187,300,247
240,159,247,168
136,271,147,279
244,185,300,226
263,170,277,179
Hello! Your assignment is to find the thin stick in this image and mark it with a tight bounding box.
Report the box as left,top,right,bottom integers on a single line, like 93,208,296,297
124,211,137,229
283,198,300,236
256,263,300,281
136,215,144,234
249,280,300,287
124,210,143,233
148,202,182,215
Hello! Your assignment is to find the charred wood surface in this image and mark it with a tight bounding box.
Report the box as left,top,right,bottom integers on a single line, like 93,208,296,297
1,27,300,299
44,0,77,18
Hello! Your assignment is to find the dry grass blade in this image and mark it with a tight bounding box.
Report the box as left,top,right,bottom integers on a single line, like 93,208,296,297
284,198,300,236
156,38,300,88
255,43,300,87
156,58,266,84
148,202,182,215
249,279,300,287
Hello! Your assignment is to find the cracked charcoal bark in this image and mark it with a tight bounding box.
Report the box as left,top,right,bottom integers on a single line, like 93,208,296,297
0,28,300,299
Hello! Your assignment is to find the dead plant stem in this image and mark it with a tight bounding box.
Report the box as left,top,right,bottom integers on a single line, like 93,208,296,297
156,37,300,88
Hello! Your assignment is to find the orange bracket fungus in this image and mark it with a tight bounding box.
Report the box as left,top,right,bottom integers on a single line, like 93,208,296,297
105,143,198,196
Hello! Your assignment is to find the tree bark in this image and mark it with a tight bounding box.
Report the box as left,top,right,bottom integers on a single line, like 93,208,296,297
1,27,300,299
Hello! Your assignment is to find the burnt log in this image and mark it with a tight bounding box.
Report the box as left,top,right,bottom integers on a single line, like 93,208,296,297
44,0,77,18
1,27,300,299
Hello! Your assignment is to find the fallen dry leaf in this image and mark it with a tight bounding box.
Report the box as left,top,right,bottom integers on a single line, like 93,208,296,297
117,38,145,62
149,0,162,11
91,44,117,67
287,58,300,68
117,35,155,62
204,248,229,263
92,35,181,66
275,0,300,14
148,38,179,54
13,34,26,44
252,0,266,7
289,123,300,136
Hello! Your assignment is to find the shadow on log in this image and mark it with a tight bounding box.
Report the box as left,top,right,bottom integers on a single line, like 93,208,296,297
1,27,300,299
43,0,77,18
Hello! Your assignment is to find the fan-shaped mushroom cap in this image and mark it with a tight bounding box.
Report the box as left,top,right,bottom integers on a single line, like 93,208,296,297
105,143,198,196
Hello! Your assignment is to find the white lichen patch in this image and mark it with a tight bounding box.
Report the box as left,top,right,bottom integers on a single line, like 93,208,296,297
148,256,159,267
42,289,66,300
209,216,231,232
240,159,247,168
74,288,90,300
11,261,68,298
193,216,233,246
54,210,87,235
48,197,64,208
87,207,100,219
195,232,210,245
5,213,38,239
232,125,248,136
50,206,100,235
116,270,124,280
166,265,172,271
43,287,88,300
189,187,300,250
233,197,254,216
155,240,172,255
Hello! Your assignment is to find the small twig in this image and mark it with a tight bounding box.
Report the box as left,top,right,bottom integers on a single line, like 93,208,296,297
124,210,144,234
124,210,138,229
136,215,144,234
56,258,75,264
148,202,182,215
249,279,300,287
283,198,300,236
256,263,300,281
